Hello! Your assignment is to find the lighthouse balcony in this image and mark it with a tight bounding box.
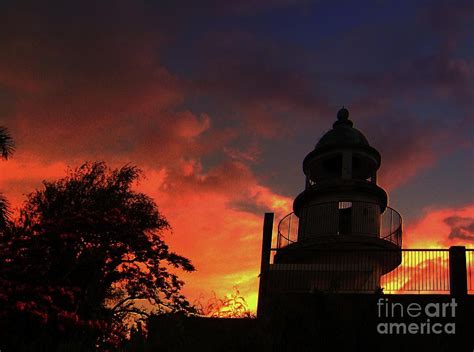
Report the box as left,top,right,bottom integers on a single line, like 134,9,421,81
277,200,402,249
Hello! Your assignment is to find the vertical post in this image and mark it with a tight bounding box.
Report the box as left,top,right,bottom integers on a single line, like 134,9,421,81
257,213,274,318
449,246,467,296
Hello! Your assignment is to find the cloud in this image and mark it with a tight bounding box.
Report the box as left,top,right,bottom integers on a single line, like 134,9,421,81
364,114,444,191
403,204,474,248
445,216,474,242
191,30,332,137
352,53,474,107
422,0,474,40
155,0,313,17
0,1,246,171
133,161,292,312
0,155,69,212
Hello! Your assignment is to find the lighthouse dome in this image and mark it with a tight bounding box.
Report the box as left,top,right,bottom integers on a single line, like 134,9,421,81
315,107,369,149
315,126,369,149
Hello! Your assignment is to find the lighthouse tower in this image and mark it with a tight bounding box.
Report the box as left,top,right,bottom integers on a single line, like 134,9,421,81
263,108,402,295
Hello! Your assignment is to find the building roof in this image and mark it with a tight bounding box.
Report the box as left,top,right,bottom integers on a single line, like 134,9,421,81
315,107,370,149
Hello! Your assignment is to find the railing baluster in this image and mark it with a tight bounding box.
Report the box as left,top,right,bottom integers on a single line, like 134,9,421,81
288,214,291,245
276,201,402,249
269,249,461,294
271,203,468,295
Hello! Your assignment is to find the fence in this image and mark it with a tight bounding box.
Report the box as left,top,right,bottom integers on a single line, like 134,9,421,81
381,250,449,293
260,212,472,296
266,248,472,295
467,249,474,294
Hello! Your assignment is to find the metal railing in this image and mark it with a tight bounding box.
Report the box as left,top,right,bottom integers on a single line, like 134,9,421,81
381,250,449,293
467,250,474,294
266,249,453,294
277,213,299,248
277,201,402,249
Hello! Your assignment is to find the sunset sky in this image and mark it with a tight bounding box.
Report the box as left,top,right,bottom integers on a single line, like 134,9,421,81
0,0,473,311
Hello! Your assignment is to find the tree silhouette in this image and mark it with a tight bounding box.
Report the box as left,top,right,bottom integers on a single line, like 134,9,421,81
0,126,14,226
0,162,194,351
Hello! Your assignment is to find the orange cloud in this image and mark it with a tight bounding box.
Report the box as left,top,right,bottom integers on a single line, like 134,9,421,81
403,204,474,248
132,161,292,312
0,155,69,212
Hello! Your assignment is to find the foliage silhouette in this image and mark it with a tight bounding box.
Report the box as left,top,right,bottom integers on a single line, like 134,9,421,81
0,126,14,226
0,162,194,351
0,126,14,160
193,287,255,318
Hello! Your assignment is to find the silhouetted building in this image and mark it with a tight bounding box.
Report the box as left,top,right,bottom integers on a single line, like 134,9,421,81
264,107,402,298
252,108,473,351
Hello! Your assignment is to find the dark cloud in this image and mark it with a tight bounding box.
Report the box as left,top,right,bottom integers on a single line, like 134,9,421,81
0,1,228,167
359,110,464,190
445,216,474,242
189,30,332,137
423,0,474,40
0,0,470,202
352,52,473,108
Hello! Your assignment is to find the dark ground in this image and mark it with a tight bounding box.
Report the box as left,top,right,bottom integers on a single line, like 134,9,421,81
145,294,473,352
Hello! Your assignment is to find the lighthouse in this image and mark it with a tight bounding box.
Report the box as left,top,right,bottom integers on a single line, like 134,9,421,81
259,108,402,300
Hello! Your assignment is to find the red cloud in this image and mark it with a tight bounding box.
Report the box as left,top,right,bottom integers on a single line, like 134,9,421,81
403,204,474,248
132,161,292,312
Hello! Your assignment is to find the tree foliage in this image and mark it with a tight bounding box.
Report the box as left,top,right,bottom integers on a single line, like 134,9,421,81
0,126,14,226
0,162,194,350
0,126,14,160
